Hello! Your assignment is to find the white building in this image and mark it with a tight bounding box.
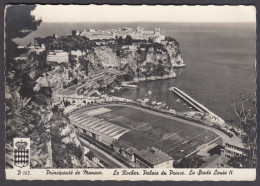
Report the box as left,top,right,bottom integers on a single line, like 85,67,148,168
223,142,246,159
15,43,46,61
152,35,166,43
72,26,165,41
47,50,69,64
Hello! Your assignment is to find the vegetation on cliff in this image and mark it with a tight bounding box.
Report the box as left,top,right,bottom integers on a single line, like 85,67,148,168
227,95,256,168
36,35,96,52
5,5,87,168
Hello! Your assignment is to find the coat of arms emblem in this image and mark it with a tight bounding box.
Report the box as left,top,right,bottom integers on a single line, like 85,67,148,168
13,138,30,168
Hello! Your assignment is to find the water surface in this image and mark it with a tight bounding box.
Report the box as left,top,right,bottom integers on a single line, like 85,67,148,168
16,22,256,120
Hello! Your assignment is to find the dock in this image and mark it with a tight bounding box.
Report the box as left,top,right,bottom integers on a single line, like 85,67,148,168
170,87,225,126
170,87,210,113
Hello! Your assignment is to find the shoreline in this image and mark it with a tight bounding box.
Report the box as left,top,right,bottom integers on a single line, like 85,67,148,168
172,64,187,68
121,73,177,88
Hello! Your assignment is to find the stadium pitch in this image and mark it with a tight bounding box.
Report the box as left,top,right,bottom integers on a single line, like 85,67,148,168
95,105,223,159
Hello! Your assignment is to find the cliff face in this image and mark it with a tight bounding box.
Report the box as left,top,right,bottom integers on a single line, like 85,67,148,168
34,65,87,92
88,40,184,78
30,111,89,168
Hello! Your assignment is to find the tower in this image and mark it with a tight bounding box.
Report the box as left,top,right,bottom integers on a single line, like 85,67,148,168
137,26,143,33
154,27,160,36
34,38,38,47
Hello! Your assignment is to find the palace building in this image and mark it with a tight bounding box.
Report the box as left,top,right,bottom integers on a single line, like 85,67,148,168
72,26,165,43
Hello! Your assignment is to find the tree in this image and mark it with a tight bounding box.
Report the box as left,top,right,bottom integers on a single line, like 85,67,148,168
5,89,53,167
68,54,77,67
229,94,256,168
148,38,154,43
117,36,123,45
136,67,141,77
5,5,42,94
124,35,133,45
227,155,252,168
86,151,95,161
52,142,83,168
116,48,121,57
5,5,52,167
19,73,36,98
79,56,89,76
5,90,32,142
31,106,53,168
5,5,88,169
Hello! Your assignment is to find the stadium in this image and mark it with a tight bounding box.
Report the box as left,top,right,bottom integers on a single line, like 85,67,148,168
69,104,225,168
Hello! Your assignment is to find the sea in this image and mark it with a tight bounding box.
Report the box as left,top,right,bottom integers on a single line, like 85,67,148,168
15,22,256,121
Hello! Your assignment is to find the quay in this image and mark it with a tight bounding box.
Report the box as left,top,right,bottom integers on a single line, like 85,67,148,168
169,87,225,126
170,87,209,113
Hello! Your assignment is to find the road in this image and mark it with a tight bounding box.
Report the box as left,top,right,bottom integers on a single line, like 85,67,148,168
79,137,128,168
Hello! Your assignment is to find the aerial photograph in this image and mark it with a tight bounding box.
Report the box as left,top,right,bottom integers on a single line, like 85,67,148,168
5,5,256,169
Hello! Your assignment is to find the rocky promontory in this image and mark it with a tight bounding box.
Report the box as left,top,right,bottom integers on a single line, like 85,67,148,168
34,35,185,90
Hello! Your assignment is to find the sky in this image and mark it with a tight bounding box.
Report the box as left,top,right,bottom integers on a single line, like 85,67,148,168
32,5,256,23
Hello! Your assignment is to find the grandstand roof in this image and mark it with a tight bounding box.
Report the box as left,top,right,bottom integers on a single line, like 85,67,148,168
69,108,130,141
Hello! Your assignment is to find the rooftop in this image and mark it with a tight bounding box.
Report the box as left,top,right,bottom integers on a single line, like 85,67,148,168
226,136,245,149
47,50,69,63
136,147,173,166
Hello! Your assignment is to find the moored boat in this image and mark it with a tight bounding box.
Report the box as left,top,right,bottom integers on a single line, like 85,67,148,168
151,101,157,105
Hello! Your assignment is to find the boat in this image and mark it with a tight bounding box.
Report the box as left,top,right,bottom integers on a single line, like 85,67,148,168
169,109,176,114
148,90,152,95
176,99,181,102
144,98,149,103
151,101,157,105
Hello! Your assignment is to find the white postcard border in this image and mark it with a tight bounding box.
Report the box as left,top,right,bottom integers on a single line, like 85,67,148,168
6,168,256,181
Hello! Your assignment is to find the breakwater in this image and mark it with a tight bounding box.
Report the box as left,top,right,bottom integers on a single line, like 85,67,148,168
170,87,226,126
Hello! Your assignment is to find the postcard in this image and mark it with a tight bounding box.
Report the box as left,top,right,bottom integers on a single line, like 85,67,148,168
4,4,256,181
